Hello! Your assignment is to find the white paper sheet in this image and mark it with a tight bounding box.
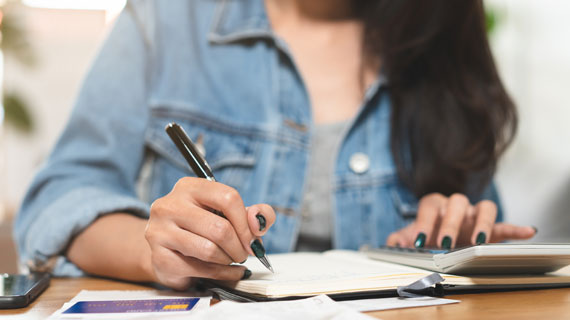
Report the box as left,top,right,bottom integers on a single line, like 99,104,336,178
48,290,211,319
171,295,375,320
234,251,433,297
340,296,460,312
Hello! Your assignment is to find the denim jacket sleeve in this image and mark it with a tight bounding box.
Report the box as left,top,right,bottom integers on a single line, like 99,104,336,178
14,1,154,276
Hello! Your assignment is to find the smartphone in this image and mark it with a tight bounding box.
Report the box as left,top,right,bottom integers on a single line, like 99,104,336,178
0,273,50,309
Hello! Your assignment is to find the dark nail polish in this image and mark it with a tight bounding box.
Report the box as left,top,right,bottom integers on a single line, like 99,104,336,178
239,259,247,264
414,232,426,248
241,269,252,280
532,226,538,235
256,214,266,232
441,236,452,249
476,232,487,245
250,239,266,258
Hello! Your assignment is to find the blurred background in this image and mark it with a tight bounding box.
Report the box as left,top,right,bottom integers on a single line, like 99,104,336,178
0,0,569,273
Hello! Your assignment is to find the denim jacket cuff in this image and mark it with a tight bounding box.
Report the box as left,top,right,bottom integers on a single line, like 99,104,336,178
20,186,149,276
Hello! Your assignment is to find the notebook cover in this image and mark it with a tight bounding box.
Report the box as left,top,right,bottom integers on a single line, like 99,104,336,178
199,280,570,302
198,280,444,302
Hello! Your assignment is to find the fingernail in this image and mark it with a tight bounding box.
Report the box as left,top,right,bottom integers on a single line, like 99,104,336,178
414,232,426,248
532,226,538,235
256,214,266,232
441,236,452,250
239,259,247,264
476,232,487,245
241,269,252,280
250,239,266,258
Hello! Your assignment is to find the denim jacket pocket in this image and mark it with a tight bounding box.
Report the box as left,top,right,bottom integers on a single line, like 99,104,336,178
334,172,420,248
145,105,260,194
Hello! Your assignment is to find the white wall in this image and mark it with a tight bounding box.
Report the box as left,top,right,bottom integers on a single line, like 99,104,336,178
1,5,114,217
488,0,570,241
1,1,570,241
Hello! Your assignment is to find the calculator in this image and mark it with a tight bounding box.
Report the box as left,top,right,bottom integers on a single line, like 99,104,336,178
362,243,570,275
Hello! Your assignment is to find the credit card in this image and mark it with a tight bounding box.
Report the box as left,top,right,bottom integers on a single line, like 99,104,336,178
62,298,200,314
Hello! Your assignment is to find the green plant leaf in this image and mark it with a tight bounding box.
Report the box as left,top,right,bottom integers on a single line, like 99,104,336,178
2,92,34,133
1,4,37,67
486,9,497,34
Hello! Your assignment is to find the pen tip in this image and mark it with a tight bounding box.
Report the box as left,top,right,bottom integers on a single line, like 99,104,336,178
259,256,274,273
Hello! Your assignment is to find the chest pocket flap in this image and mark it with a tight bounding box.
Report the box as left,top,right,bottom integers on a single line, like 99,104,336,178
145,107,259,190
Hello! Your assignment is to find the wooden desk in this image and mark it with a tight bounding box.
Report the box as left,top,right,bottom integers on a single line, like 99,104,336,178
2,278,570,319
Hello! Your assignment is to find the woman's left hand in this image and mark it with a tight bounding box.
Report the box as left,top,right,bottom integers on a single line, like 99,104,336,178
386,193,536,249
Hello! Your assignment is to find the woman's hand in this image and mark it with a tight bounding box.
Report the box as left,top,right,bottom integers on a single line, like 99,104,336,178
144,177,275,290
386,193,536,249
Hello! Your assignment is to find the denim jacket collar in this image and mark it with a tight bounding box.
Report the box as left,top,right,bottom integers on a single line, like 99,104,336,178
208,0,273,44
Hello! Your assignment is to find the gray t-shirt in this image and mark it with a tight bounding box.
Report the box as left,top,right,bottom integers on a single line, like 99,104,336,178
295,121,349,252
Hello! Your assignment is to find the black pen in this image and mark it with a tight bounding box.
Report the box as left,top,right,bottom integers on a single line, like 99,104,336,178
165,122,274,273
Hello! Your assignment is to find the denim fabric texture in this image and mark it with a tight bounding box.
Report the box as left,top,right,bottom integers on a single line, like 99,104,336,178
14,0,503,276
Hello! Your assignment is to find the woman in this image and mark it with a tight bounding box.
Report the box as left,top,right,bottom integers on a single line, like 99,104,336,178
15,0,535,290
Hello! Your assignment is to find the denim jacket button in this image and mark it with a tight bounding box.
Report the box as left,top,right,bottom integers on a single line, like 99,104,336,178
349,152,370,174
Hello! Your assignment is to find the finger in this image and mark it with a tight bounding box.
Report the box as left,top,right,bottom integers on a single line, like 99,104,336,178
387,230,411,247
149,246,195,290
437,193,470,249
168,203,248,263
161,225,234,265
247,204,276,237
471,200,497,245
146,194,248,262
489,224,536,243
181,178,254,255
186,256,250,281
152,247,248,289
413,193,447,248
466,205,476,218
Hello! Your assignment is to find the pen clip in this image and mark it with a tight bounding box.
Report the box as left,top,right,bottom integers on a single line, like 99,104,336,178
202,159,214,179
165,122,216,181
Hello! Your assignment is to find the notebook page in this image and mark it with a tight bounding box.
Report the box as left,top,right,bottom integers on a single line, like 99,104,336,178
228,250,432,297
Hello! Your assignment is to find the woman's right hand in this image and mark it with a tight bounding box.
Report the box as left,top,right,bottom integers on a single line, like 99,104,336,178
144,177,276,290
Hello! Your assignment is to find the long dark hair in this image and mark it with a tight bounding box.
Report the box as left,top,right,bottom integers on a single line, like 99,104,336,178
358,0,517,197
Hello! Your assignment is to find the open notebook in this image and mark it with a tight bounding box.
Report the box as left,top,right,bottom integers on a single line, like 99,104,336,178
205,250,570,301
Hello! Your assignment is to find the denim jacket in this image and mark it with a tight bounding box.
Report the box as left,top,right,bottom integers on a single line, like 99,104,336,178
15,0,502,276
